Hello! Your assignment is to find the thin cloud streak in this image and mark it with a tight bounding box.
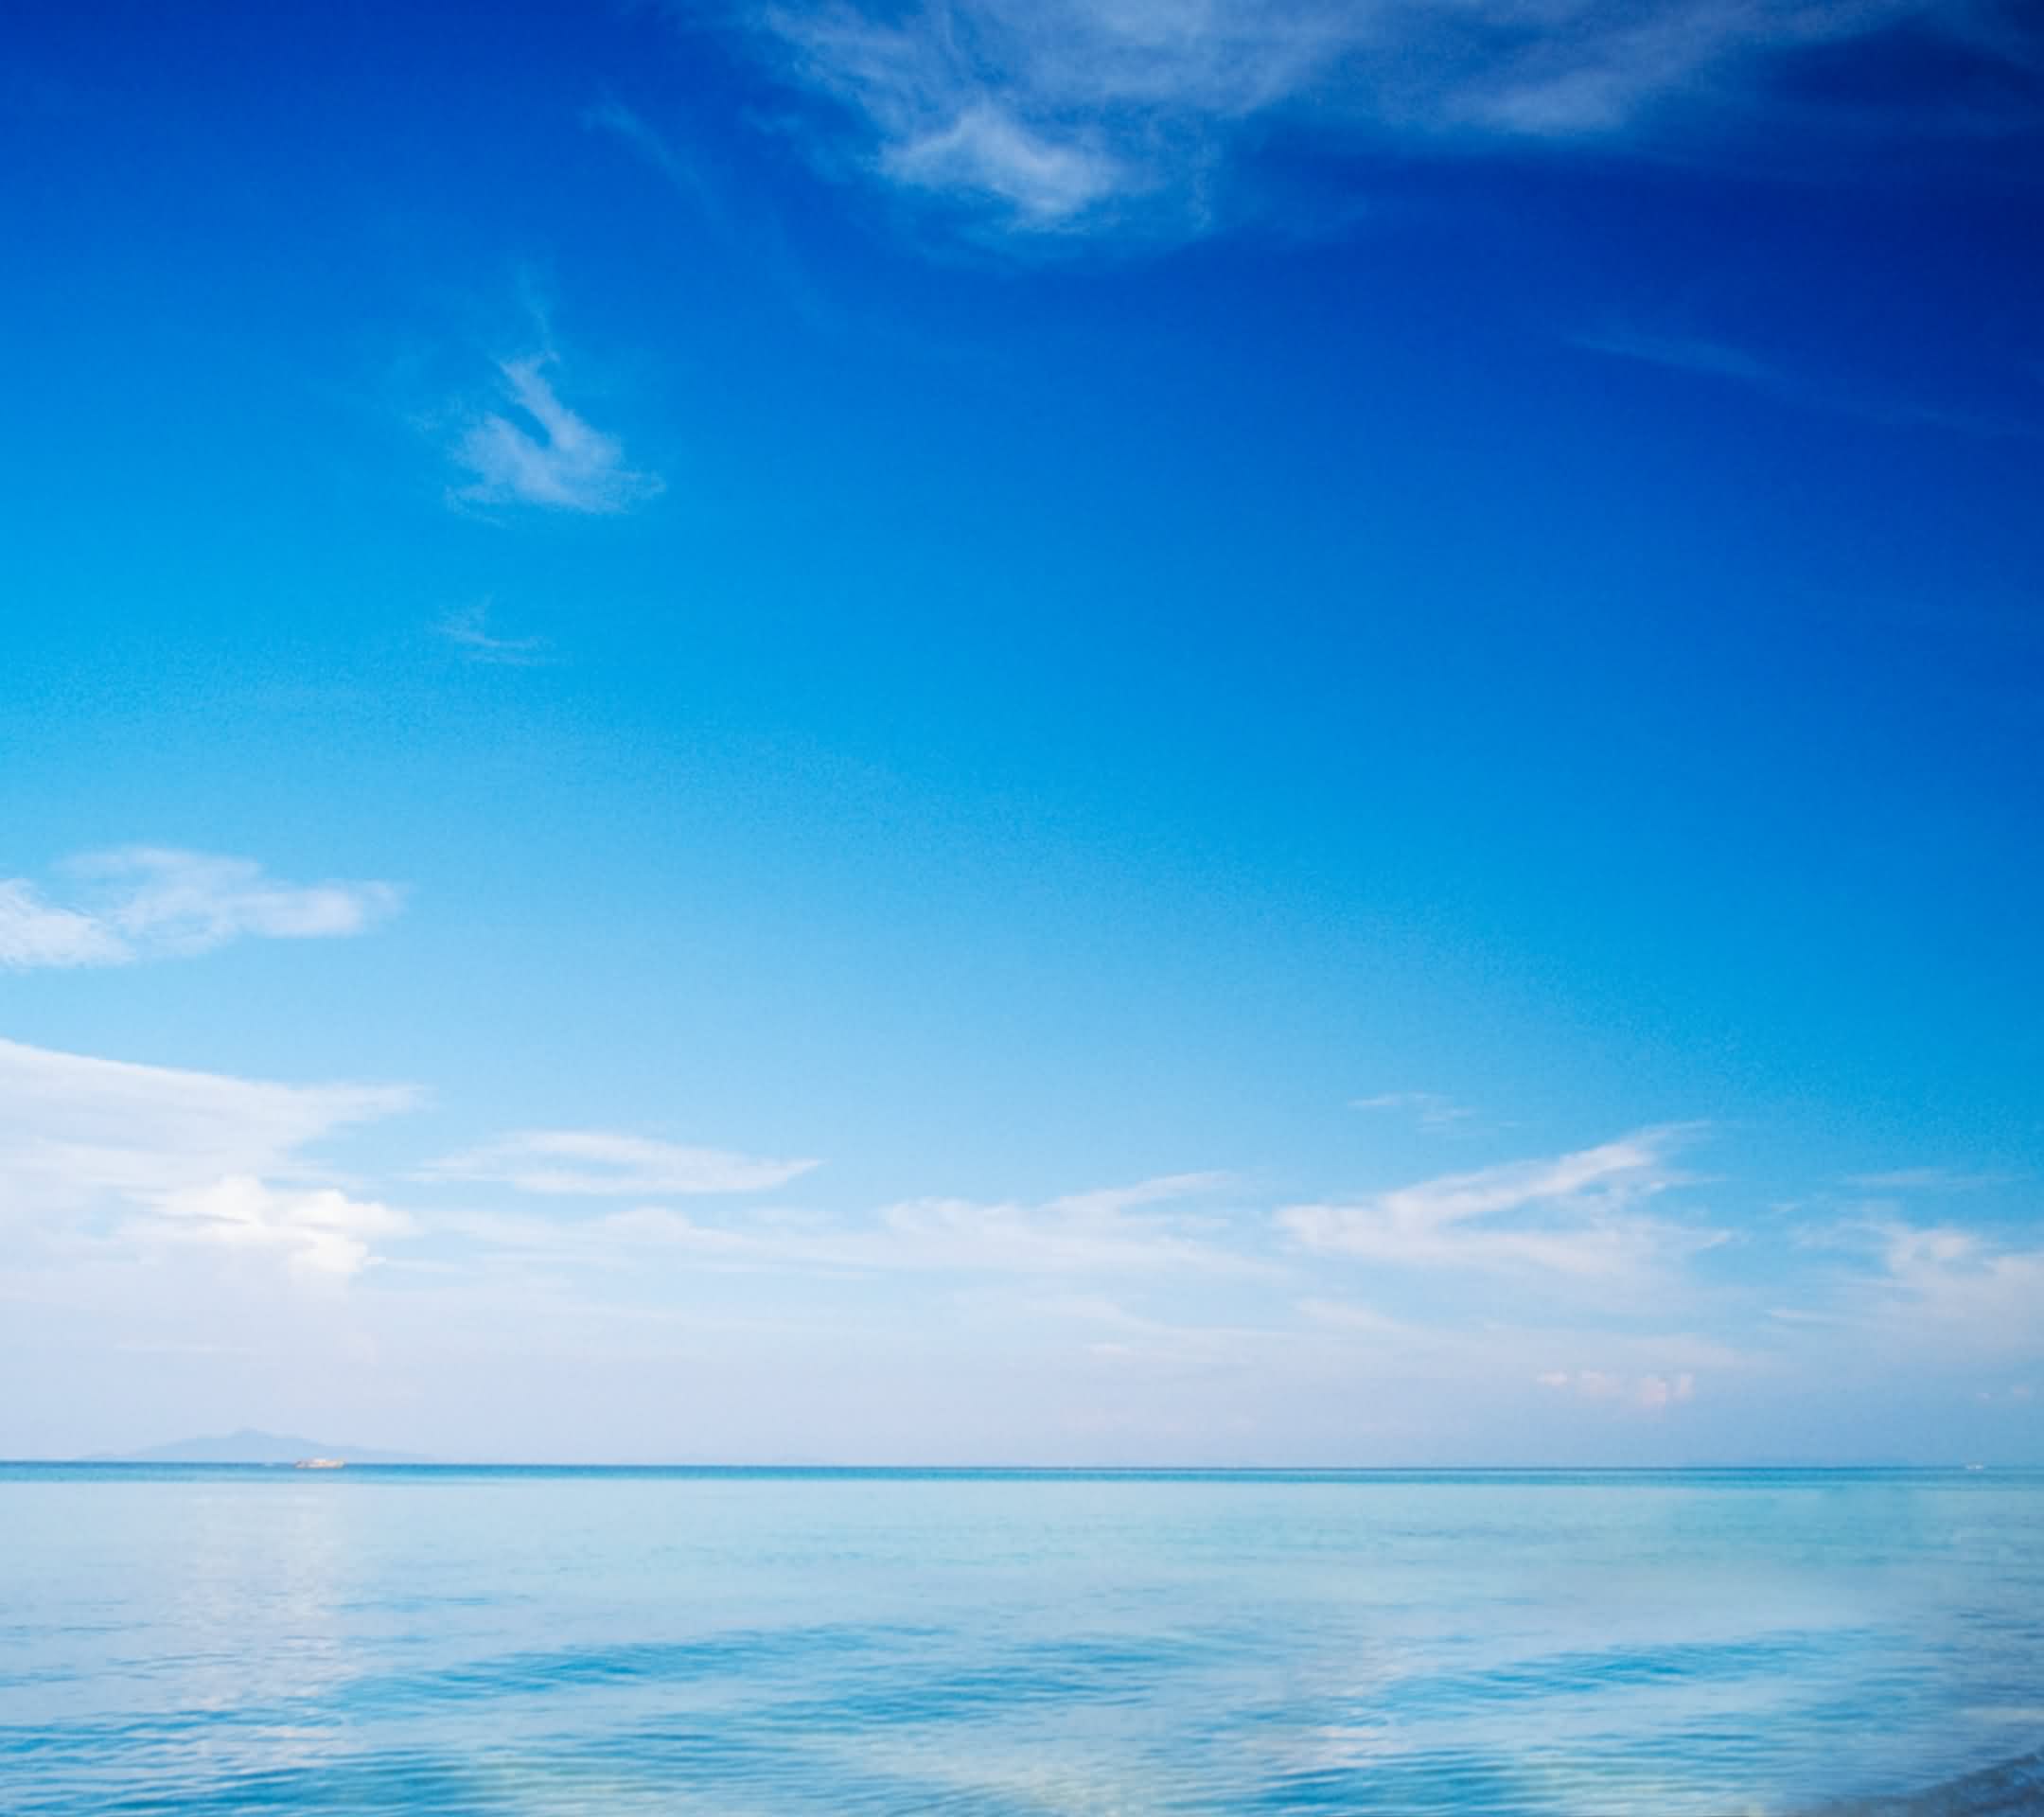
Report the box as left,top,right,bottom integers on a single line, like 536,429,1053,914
584,98,724,221
1352,1090,1478,1129
1573,327,1781,387
1574,326,2044,441
419,1129,819,1196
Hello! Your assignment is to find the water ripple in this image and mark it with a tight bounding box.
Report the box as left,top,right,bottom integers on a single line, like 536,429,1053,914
4,1468,2043,1814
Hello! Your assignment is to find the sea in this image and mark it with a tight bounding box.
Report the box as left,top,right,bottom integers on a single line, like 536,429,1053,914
3,1466,2041,1815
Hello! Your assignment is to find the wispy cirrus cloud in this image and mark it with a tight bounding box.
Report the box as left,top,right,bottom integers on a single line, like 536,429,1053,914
1765,1210,2044,1379
449,355,662,513
441,1170,1260,1278
1574,326,2044,441
584,98,722,220
872,1171,1261,1274
748,0,2028,236
1281,1127,1717,1279
435,602,550,666
0,849,404,971
1352,1090,1477,1130
1572,327,1781,387
1858,1219,2044,1360
419,1129,819,1197
0,1037,414,1202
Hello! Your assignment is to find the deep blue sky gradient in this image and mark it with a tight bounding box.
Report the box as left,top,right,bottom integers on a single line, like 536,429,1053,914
3,0,2041,1461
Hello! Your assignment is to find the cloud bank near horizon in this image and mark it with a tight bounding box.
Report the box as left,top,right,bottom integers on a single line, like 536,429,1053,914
5,1024,2038,1461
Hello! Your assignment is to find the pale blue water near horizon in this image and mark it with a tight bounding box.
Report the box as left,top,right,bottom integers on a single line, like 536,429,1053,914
4,1468,2042,1816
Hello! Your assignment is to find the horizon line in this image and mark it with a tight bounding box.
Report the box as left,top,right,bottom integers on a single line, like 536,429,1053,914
8,1459,2024,1473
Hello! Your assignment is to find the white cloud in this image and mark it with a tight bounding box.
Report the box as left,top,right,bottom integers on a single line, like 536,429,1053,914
0,849,403,970
1640,1371,1696,1410
136,1176,412,1279
0,1037,419,1279
752,0,1964,234
881,101,1130,222
1537,1366,1696,1412
0,879,131,968
9,1031,2024,1457
450,356,662,513
1280,1127,1717,1279
1860,1220,2044,1359
81,848,402,950
419,1129,819,1196
1761,1214,2044,1383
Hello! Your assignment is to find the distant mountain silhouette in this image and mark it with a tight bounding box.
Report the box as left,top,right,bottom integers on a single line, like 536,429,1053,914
86,1427,429,1464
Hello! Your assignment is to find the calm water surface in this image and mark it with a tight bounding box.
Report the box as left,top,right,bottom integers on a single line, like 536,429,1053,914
3,1468,2041,1814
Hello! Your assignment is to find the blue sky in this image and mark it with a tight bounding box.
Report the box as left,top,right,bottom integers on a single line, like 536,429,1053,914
3,0,2041,1463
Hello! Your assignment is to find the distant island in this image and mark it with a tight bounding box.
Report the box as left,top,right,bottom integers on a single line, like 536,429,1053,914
85,1427,430,1465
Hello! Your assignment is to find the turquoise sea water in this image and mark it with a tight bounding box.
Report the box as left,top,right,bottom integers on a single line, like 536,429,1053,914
3,1468,2042,1815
